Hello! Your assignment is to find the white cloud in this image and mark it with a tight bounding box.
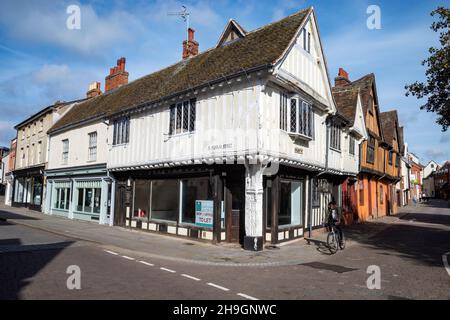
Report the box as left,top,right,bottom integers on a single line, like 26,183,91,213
426,148,447,159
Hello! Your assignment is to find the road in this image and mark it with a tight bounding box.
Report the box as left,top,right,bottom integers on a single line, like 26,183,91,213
1,199,449,300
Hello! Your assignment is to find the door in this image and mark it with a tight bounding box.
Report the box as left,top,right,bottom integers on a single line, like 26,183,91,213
114,182,127,226
226,179,244,244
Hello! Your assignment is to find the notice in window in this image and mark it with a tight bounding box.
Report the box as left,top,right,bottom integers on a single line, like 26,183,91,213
195,200,214,228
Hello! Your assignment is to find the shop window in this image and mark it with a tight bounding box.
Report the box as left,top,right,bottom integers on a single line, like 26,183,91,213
32,177,42,205
311,178,320,207
54,187,70,210
279,180,303,226
133,180,150,219
76,186,101,214
181,178,211,224
151,180,179,222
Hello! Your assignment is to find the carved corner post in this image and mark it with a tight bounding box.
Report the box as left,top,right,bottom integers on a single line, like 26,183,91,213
243,159,265,251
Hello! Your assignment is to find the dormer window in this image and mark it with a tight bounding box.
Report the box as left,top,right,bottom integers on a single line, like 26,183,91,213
302,27,311,53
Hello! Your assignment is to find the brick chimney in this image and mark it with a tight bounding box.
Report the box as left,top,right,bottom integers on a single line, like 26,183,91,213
183,28,199,60
105,57,129,92
86,81,102,98
334,68,351,87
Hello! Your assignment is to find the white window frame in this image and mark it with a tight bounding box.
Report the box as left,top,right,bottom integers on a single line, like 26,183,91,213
62,139,69,165
282,95,314,140
112,117,130,146
330,122,341,151
88,132,97,162
169,98,196,136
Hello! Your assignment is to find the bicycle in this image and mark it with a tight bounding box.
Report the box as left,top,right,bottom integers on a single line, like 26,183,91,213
325,220,346,254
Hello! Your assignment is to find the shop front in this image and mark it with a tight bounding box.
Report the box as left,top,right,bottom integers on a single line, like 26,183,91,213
45,164,113,225
12,166,44,211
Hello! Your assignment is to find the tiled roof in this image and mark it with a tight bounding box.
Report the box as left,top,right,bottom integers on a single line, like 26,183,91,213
331,87,359,126
49,8,311,133
380,110,399,148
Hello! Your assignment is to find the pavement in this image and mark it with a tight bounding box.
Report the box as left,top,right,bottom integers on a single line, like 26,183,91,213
1,197,449,300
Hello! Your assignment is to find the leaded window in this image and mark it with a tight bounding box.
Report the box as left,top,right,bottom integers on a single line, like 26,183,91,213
169,98,196,135
112,117,130,145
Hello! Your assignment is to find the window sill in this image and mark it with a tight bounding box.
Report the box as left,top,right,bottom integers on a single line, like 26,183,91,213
112,143,129,148
283,130,313,141
330,147,341,153
169,131,195,139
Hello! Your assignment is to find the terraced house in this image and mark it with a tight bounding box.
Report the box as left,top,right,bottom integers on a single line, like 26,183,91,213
332,70,402,221
46,7,360,250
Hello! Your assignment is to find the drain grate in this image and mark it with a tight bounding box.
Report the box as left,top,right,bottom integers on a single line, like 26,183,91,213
265,245,280,250
300,262,358,274
183,242,195,246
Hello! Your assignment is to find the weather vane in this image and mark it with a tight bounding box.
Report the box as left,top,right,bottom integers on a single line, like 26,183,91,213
167,6,190,44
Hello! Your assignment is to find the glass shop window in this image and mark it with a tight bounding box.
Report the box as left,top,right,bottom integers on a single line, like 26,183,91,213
181,178,211,224
279,180,303,226
151,180,179,222
76,187,101,214
133,180,151,219
53,187,70,211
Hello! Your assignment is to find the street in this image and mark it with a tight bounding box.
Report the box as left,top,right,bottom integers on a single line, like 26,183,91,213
1,199,449,300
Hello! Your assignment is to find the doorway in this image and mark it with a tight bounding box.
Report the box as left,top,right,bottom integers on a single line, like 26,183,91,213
225,178,245,244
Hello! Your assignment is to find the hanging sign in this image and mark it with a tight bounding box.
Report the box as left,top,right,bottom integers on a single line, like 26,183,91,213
195,200,214,228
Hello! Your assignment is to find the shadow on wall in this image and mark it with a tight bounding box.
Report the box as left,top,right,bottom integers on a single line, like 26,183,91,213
0,234,74,300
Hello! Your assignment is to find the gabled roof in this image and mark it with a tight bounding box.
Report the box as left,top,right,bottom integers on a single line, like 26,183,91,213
49,8,311,134
380,110,399,149
217,19,248,47
331,87,359,126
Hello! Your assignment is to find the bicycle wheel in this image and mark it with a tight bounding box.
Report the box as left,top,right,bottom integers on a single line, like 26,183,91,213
327,232,338,254
339,232,346,250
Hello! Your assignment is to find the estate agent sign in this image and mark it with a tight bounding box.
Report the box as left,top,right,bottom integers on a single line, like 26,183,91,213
195,200,214,228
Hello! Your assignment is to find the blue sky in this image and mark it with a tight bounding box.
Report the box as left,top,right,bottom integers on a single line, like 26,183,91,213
0,0,449,164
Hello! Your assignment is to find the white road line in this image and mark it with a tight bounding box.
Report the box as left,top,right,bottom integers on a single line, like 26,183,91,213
121,255,135,260
442,252,450,278
138,260,154,267
207,282,230,291
181,274,201,281
160,267,176,273
104,250,119,255
237,293,259,300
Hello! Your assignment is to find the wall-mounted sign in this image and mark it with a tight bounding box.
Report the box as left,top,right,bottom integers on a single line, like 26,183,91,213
294,147,303,155
195,200,214,228
207,143,233,151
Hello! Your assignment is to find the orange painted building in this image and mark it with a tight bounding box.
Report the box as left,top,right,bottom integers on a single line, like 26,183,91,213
333,70,402,222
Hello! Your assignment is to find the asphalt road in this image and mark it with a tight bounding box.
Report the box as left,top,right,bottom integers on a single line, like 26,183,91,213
1,200,449,300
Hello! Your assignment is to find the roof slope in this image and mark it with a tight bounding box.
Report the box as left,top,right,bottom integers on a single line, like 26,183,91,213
380,110,399,148
331,87,359,126
50,8,310,133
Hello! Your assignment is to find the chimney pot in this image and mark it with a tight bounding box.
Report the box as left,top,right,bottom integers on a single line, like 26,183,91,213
334,67,351,87
105,57,129,92
86,81,102,98
183,28,199,60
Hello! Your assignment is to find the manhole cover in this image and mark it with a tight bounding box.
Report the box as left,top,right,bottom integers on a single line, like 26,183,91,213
300,262,358,274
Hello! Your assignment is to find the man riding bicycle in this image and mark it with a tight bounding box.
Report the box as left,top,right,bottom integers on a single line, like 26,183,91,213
326,200,343,245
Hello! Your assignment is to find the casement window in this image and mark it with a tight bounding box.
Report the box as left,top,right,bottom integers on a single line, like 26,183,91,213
112,117,130,145
367,136,375,164
349,135,356,155
311,178,320,207
302,27,311,53
169,98,196,135
62,139,69,164
280,93,314,139
280,93,288,131
388,150,393,165
330,122,341,151
395,154,400,168
88,132,97,162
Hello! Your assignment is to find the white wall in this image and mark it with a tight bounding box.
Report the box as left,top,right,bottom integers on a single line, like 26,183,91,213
108,78,261,169
48,121,108,169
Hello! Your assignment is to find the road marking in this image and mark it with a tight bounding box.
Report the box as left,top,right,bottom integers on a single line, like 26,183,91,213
237,293,259,300
104,250,119,255
207,282,230,291
160,267,176,273
443,252,450,278
121,255,135,260
138,260,154,267
181,274,200,281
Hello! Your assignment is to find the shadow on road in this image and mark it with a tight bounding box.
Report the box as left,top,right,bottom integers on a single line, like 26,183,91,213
0,210,39,221
0,239,74,300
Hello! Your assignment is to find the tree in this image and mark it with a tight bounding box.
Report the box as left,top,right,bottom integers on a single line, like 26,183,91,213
405,7,450,131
